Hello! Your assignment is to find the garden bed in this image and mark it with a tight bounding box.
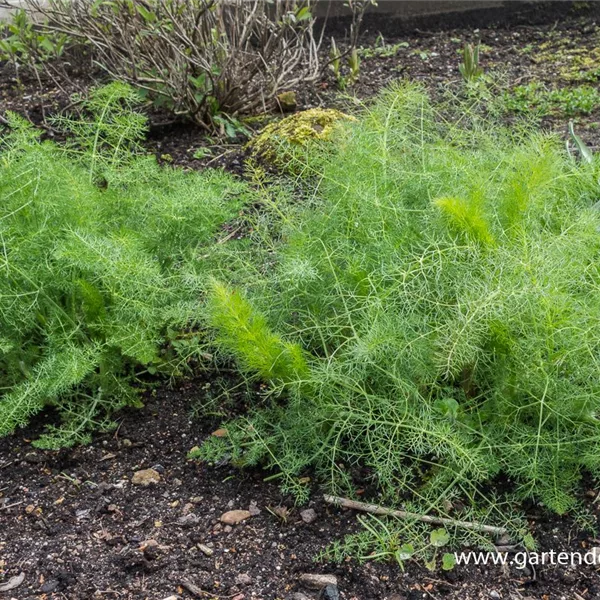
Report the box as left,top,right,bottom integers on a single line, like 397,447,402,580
3,3,600,599
1,381,600,600
3,3,600,167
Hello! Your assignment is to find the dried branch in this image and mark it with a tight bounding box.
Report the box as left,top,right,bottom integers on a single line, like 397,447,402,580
323,494,509,538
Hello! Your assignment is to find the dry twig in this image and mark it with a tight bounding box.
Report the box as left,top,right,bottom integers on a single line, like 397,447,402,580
323,494,509,537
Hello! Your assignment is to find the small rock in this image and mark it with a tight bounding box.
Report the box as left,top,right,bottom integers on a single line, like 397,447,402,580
198,544,214,556
511,564,531,577
151,464,165,474
75,508,91,521
0,572,25,592
299,573,337,590
131,468,161,486
489,592,501,600
224,525,233,533
177,513,201,527
220,510,252,525
235,573,252,586
319,585,340,600
300,508,317,524
248,501,261,516
172,478,183,487
182,503,195,515
40,580,59,593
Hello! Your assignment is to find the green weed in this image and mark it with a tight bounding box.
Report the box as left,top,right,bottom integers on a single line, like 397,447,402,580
459,43,483,82
505,82,600,117
359,37,409,59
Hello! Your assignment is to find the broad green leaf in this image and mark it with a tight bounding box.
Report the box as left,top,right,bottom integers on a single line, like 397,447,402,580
430,528,450,547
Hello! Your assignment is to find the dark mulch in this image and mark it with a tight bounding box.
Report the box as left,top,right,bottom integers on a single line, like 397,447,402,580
1,380,600,600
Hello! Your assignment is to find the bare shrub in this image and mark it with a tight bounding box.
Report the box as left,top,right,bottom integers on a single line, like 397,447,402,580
21,0,321,130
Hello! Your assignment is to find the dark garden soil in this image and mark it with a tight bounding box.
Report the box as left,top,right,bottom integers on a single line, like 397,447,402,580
2,379,600,600
4,3,600,599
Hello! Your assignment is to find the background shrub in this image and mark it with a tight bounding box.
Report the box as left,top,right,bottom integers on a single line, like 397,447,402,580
203,82,600,528
24,0,320,131
0,83,248,447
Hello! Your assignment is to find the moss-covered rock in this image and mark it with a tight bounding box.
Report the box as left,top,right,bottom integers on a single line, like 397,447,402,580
246,108,356,170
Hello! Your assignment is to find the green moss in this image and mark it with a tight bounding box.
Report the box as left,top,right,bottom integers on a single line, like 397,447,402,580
531,38,600,83
246,108,356,169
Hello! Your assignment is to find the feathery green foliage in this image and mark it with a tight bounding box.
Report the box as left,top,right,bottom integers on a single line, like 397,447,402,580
203,81,600,536
207,280,308,381
0,84,248,447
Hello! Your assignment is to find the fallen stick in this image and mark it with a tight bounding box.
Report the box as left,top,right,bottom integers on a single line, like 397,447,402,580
323,494,508,537
0,500,23,511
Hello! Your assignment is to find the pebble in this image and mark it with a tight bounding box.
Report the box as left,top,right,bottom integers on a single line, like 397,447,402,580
131,468,161,486
489,592,501,600
177,513,201,527
235,573,252,586
198,544,214,556
220,510,252,525
299,573,337,589
319,585,340,600
0,572,25,592
300,508,317,524
40,580,59,593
